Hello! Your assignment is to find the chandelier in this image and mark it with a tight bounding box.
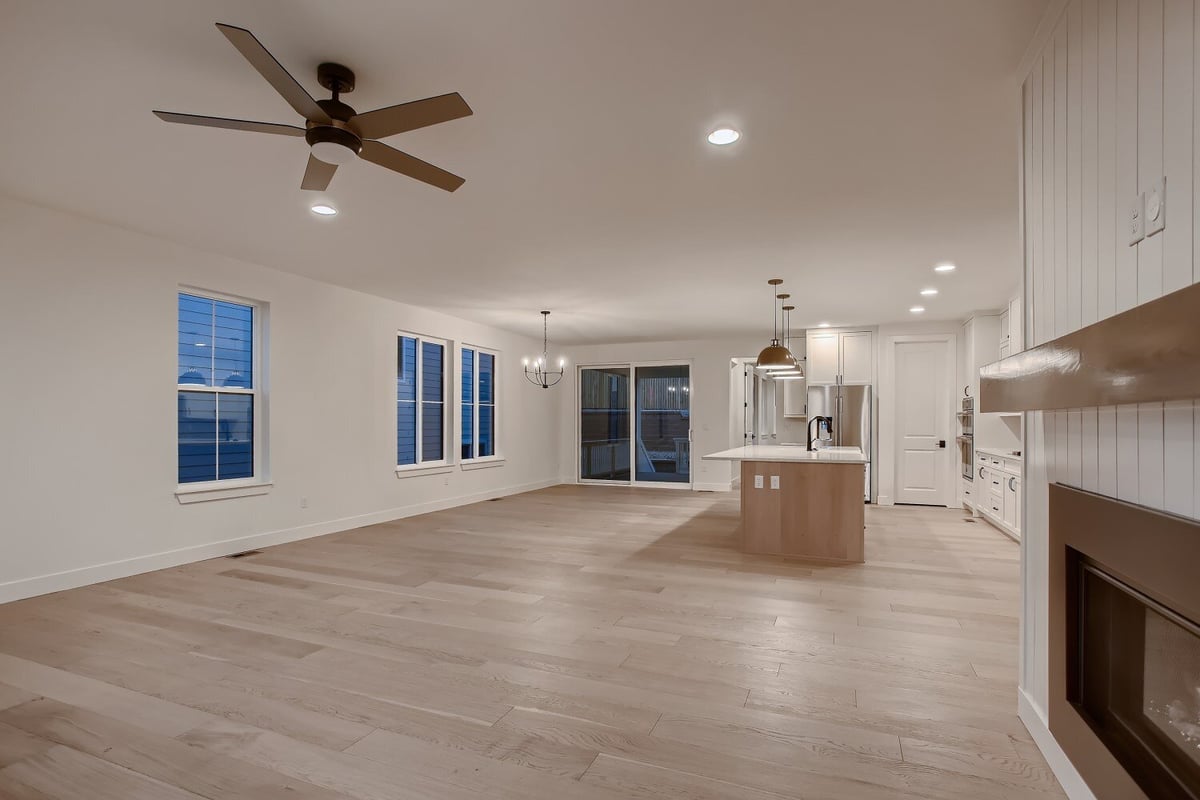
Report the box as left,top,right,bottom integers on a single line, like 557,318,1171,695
524,310,565,389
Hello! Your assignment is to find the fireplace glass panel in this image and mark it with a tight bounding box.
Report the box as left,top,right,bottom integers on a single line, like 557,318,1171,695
1069,550,1200,800
1145,608,1200,770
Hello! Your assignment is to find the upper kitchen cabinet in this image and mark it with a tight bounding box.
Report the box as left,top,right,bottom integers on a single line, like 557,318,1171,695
805,329,874,385
999,295,1023,359
961,313,1001,400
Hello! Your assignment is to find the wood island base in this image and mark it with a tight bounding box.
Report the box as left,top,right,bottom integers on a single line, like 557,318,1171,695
740,460,866,562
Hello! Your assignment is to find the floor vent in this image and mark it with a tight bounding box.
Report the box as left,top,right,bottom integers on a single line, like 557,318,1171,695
226,550,262,558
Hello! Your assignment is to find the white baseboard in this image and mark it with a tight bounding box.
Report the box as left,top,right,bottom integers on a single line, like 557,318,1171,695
693,481,733,492
1018,688,1096,800
876,494,893,506
0,478,561,605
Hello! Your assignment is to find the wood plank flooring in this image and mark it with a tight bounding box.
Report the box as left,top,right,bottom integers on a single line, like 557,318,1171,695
0,486,1063,799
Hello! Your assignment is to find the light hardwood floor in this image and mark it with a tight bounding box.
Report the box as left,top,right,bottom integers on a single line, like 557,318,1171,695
0,485,1063,799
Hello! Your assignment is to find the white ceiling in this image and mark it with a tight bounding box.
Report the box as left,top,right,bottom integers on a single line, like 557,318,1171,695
1,0,1047,344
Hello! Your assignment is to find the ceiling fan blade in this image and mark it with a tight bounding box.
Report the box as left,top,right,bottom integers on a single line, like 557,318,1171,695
153,111,306,136
215,23,330,123
359,140,465,192
352,92,472,140
301,154,338,191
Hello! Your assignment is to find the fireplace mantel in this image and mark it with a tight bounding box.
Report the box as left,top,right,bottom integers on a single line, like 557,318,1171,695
979,281,1200,413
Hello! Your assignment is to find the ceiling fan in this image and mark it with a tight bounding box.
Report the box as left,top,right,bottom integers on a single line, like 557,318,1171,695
154,23,472,192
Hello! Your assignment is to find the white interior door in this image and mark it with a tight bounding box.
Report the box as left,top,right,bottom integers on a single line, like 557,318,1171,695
894,339,952,506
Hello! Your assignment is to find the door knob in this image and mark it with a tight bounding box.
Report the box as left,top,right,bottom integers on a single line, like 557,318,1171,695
937,440,946,449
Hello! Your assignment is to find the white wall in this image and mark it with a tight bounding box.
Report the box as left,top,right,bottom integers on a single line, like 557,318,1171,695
558,337,764,491
0,195,561,602
1018,0,1200,771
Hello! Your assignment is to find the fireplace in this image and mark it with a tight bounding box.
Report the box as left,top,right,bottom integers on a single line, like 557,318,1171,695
1050,485,1200,800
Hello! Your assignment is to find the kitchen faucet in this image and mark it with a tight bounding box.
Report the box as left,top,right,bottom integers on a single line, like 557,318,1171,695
807,416,833,452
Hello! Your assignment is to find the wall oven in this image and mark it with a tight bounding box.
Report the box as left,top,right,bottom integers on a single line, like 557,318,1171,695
957,396,974,481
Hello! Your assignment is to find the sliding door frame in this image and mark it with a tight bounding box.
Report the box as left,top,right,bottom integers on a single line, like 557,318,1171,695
576,359,694,490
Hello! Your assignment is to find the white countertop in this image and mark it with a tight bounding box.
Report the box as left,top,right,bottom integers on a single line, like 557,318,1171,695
703,445,868,464
975,447,1022,459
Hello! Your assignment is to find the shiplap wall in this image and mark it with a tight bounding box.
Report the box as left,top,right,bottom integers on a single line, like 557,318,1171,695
1020,0,1200,719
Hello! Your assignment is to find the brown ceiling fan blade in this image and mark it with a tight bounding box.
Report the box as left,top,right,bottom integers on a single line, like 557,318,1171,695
153,111,306,136
359,140,465,192
215,23,329,123
351,92,472,140
301,154,338,191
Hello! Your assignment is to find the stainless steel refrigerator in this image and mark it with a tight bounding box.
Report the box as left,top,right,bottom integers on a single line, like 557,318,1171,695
807,384,873,502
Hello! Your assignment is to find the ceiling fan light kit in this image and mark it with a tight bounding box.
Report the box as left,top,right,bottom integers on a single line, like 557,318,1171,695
154,23,472,192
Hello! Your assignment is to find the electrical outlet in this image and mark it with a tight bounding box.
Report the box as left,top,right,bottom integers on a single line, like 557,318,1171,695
1146,177,1166,236
1128,193,1145,245
300,496,308,509
769,475,780,490
753,475,764,489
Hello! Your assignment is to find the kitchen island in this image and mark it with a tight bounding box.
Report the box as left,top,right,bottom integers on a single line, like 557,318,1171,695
703,445,867,563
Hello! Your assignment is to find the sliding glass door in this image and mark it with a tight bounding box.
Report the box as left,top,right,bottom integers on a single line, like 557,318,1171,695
634,364,691,484
580,367,631,481
578,363,691,487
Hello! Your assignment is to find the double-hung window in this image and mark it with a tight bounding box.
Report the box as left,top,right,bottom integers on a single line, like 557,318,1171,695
397,333,448,467
461,347,497,460
177,291,260,485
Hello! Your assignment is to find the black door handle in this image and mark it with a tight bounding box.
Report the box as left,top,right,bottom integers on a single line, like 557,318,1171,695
938,440,946,449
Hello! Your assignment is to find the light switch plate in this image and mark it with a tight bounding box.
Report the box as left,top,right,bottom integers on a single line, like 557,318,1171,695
1146,177,1166,236
770,475,780,490
753,475,764,489
1128,193,1145,245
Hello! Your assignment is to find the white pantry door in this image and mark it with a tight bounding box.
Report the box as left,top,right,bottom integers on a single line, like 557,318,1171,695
893,339,952,506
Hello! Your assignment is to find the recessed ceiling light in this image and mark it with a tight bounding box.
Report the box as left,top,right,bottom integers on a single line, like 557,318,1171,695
910,306,926,314
920,288,939,296
707,128,740,146
934,263,956,273
310,203,337,216
817,322,831,328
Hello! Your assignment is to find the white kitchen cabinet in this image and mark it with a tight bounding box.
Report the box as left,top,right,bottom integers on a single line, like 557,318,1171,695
961,313,1001,399
1003,474,1020,531
805,332,839,384
974,450,1021,540
1008,296,1023,353
839,331,873,384
997,295,1024,361
804,329,874,385
782,378,806,418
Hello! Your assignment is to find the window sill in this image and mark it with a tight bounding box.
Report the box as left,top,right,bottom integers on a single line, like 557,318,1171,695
461,457,507,471
175,480,273,504
395,464,455,479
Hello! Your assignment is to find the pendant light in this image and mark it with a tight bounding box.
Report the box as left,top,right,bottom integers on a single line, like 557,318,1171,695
772,302,805,379
756,279,799,371
523,311,565,389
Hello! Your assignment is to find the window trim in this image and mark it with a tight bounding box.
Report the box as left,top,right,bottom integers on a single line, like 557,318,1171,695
396,331,451,473
460,344,501,463
175,287,269,497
